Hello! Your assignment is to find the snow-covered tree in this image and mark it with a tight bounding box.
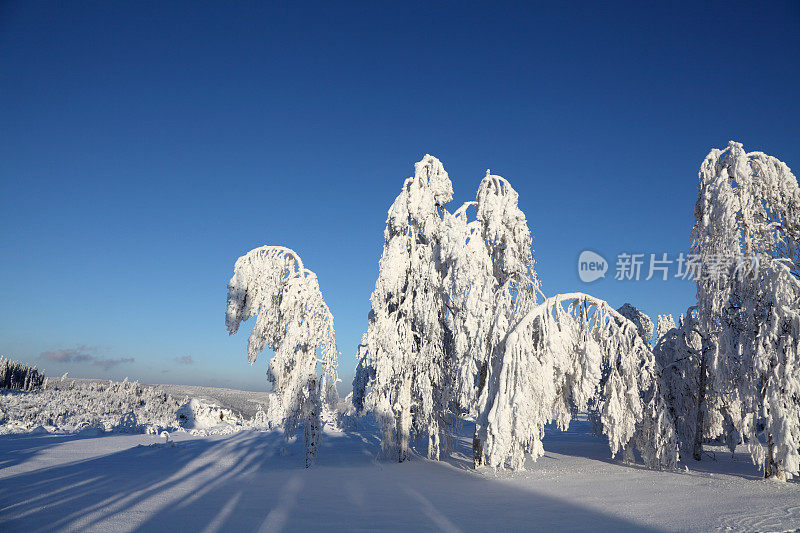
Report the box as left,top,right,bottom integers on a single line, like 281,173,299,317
616,303,654,344
690,141,800,479
357,157,677,471
351,335,373,414
441,170,540,466
359,155,454,462
225,245,338,467
656,314,676,341
584,303,655,443
0,357,44,391
654,307,705,460
475,293,677,470
726,260,800,479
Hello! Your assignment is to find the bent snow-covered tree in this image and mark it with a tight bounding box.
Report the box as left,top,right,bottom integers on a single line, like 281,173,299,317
688,141,800,479
442,170,540,466
359,155,454,462
476,293,677,470
583,302,655,441
226,245,338,467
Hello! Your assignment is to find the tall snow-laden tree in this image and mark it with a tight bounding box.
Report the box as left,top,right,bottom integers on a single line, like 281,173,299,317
691,141,800,479
475,293,677,471
442,170,540,466
360,155,454,462
225,245,338,467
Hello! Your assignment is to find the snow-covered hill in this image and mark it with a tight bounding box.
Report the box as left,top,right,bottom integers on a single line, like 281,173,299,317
1,383,799,531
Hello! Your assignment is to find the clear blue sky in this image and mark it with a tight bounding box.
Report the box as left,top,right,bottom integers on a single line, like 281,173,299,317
1,1,798,391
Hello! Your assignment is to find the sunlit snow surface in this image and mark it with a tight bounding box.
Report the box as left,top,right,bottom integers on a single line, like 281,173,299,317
1,385,799,532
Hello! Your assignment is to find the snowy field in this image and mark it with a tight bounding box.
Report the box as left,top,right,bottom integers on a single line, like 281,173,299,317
2,385,799,532
58,379,274,419
146,382,273,419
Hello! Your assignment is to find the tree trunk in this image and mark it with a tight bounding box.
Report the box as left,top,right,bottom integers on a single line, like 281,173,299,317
473,432,484,468
764,433,786,481
472,361,488,468
692,344,708,461
397,376,411,462
428,430,440,460
304,378,318,469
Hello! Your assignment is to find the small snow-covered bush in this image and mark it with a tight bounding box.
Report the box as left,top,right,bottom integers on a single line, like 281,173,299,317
176,398,239,430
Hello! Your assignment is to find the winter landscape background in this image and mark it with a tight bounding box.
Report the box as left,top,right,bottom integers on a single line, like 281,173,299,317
2,1,800,531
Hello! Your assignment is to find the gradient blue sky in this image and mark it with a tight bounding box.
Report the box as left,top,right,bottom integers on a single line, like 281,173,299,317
1,1,798,391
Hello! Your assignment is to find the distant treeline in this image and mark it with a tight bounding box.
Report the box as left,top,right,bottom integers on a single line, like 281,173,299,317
0,357,45,391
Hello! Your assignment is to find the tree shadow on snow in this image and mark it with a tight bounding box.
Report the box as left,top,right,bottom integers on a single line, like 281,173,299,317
0,432,111,469
504,417,770,482
675,446,777,481
0,427,663,532
437,418,619,472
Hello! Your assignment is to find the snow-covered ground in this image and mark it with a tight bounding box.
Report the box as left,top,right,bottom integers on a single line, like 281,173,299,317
1,384,799,532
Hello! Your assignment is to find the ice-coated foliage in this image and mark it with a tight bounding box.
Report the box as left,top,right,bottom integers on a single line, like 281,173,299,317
440,201,497,417
226,245,338,467
176,398,239,430
694,142,800,273
360,155,454,461
358,161,544,462
656,314,676,341
473,172,539,295
0,357,44,391
616,303,654,343
476,293,677,470
0,378,279,436
726,260,800,479
439,171,542,466
690,141,800,479
654,308,704,459
583,303,654,440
